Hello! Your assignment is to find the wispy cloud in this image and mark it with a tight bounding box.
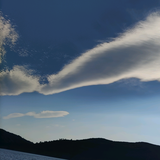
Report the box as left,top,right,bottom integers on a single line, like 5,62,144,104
0,12,18,63
1,11,160,95
3,111,69,119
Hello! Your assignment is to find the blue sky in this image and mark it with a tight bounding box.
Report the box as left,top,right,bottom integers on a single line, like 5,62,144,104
1,0,160,144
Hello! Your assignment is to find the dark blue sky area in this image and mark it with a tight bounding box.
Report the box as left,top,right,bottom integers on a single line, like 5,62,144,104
2,0,160,76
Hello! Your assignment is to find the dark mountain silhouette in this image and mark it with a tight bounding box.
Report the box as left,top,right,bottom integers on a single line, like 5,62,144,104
1,128,160,160
0,129,33,144
0,128,34,152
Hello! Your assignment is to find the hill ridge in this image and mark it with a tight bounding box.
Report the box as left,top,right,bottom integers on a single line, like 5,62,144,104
1,128,160,160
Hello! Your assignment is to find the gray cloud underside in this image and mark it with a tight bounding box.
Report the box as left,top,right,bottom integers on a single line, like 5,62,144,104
1,12,160,95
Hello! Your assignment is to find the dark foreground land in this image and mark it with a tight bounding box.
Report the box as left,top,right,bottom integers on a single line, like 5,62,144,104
0,128,160,160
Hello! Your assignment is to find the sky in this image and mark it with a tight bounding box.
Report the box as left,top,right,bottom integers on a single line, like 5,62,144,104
1,0,160,145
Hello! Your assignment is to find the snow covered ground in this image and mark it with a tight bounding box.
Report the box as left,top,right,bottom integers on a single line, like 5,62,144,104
0,148,66,160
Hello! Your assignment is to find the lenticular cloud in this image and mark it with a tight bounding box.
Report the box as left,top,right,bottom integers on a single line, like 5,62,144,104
1,11,160,96
3,111,69,119
40,11,160,95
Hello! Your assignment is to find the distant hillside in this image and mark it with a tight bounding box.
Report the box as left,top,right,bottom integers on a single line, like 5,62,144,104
0,129,33,144
0,129,33,152
1,128,160,160
35,138,160,160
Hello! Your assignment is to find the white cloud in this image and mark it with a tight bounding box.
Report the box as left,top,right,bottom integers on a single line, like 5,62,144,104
0,12,18,63
26,111,69,118
3,113,24,119
3,110,69,119
0,65,41,95
1,11,160,95
39,11,160,95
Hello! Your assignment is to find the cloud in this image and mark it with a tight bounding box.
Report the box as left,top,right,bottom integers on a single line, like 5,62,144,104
0,12,18,63
26,111,69,118
39,11,160,95
0,65,41,95
1,11,160,95
3,113,24,119
3,110,69,119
